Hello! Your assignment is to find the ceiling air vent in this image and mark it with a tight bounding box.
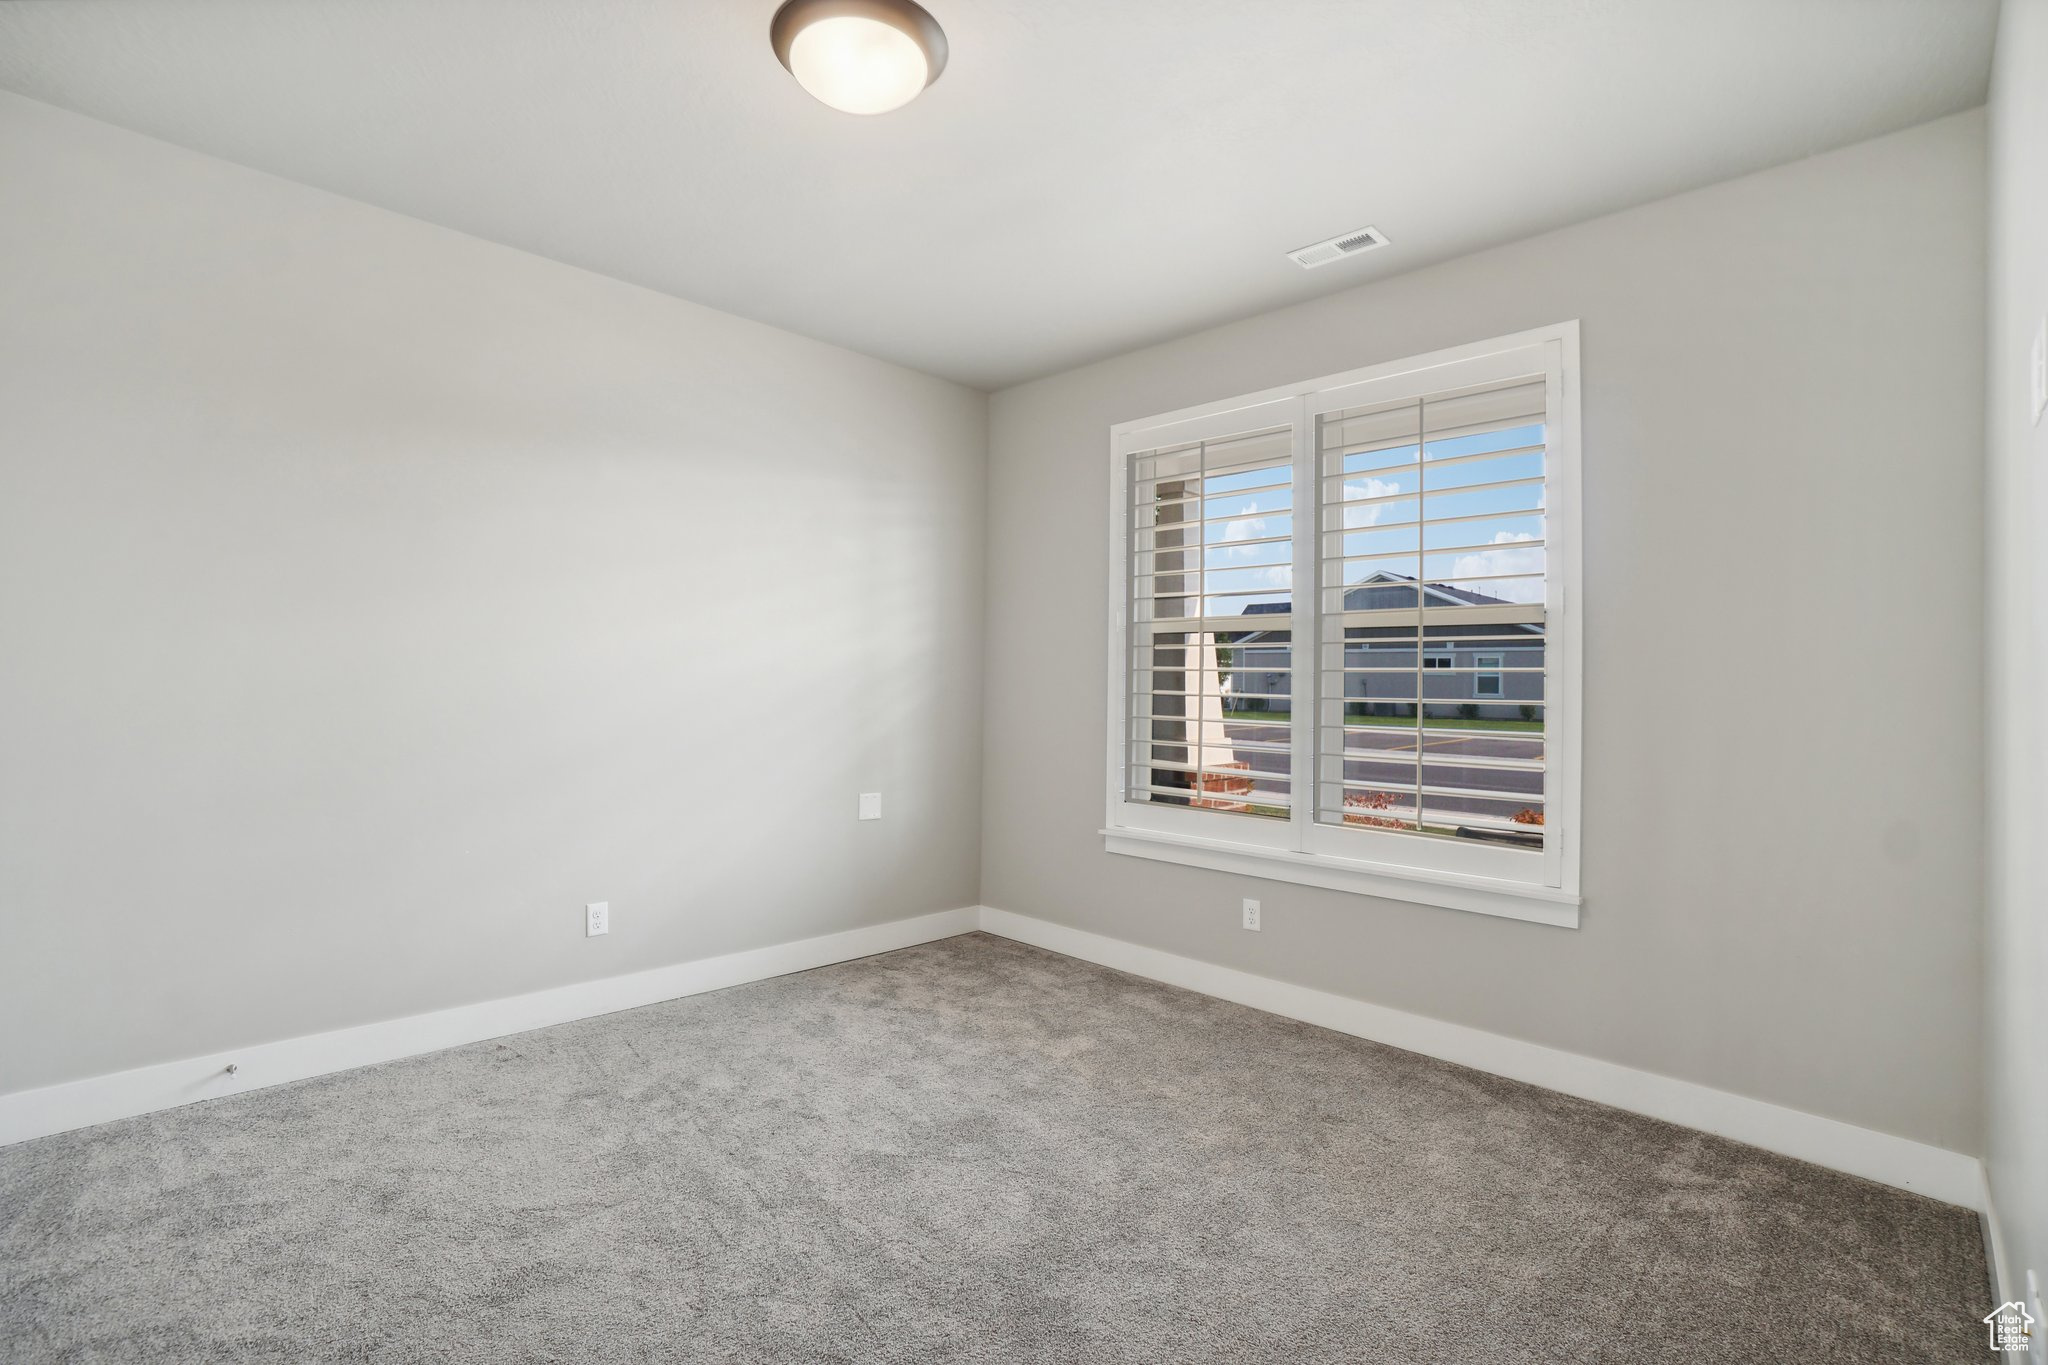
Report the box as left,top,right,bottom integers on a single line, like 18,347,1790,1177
1286,225,1389,270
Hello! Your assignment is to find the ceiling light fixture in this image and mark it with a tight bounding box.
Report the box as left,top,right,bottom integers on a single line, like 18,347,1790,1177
770,0,948,116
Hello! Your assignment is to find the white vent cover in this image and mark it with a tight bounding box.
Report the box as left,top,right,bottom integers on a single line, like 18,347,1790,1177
1286,225,1389,270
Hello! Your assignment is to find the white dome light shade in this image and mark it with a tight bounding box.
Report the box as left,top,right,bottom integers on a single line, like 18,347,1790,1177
789,18,925,114
771,0,948,116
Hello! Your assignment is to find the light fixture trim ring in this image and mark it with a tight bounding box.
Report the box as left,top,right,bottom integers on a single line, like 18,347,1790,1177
770,0,949,91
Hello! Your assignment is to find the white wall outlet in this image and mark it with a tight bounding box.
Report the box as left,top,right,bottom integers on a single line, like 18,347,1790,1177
1242,898,1261,931
585,901,609,937
2031,316,2047,427
858,792,882,821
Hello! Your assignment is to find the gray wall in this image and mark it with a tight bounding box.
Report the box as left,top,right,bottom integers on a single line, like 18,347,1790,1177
0,93,987,1095
1986,0,2048,1308
984,111,1987,1153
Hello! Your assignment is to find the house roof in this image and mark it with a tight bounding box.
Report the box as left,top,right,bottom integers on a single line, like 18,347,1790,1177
1223,573,1539,647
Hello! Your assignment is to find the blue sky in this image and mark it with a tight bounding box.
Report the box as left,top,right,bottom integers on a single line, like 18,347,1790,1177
1176,421,1547,612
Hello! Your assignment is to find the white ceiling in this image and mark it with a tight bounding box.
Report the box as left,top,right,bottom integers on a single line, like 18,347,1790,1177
0,0,1998,390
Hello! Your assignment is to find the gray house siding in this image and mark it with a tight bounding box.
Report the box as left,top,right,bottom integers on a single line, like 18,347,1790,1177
1224,576,1544,722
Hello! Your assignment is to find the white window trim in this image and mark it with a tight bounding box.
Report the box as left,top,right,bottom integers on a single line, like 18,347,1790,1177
1102,321,1583,928
1472,653,1505,698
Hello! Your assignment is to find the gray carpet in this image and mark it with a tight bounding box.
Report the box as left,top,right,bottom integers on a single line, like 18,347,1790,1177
0,933,1986,1363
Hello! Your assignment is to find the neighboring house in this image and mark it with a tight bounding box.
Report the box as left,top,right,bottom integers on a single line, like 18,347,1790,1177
1225,574,1543,721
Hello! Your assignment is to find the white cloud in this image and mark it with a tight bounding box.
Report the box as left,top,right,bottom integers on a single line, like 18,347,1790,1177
1340,477,1402,527
1218,499,1268,556
1449,531,1543,603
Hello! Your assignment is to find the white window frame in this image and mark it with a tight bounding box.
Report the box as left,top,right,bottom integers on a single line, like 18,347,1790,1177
1102,322,1582,927
1472,653,1505,698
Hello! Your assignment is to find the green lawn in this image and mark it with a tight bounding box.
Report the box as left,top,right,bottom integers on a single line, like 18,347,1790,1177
1219,710,1545,733
1340,714,1545,733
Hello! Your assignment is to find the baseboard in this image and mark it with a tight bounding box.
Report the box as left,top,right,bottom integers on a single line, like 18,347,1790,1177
0,906,979,1148
974,906,1984,1210
1982,1163,2013,1305
3,901,1987,1217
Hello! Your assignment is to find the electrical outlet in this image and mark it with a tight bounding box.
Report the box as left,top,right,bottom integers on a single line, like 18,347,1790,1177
1242,898,1261,931
585,902,609,937
858,792,882,821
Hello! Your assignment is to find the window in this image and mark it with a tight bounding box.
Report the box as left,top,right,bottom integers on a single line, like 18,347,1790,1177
1105,324,1580,925
1473,654,1504,698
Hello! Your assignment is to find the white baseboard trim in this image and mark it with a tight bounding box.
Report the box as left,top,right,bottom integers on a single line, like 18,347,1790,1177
0,906,979,1148
975,906,1985,1210
1981,1163,2013,1304
2,901,1987,1218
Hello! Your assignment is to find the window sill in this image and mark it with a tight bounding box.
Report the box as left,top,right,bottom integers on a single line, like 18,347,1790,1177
1100,827,1581,928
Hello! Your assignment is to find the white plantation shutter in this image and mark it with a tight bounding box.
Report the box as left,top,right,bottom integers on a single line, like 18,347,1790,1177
1315,377,1549,846
1107,327,1579,921
1126,420,1298,827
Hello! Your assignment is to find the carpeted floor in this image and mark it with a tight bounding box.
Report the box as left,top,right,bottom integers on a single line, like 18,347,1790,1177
0,933,1987,1363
